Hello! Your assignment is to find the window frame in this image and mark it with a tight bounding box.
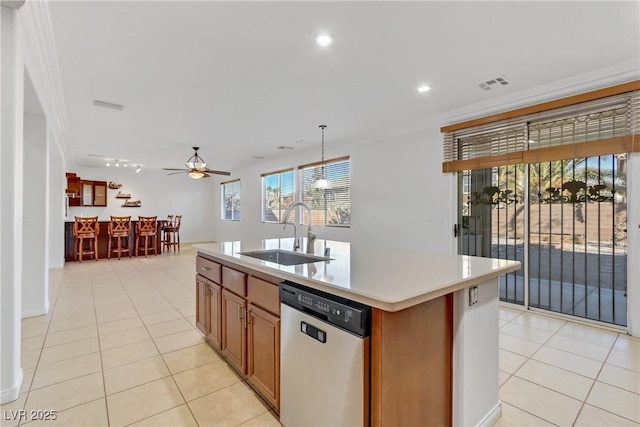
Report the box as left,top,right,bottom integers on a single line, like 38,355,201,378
297,156,351,228
261,168,296,223
221,179,241,221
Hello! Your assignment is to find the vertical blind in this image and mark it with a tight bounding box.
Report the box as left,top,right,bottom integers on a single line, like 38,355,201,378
298,156,351,227
442,84,640,173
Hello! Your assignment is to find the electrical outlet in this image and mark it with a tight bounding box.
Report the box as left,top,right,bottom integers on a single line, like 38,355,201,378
469,286,478,306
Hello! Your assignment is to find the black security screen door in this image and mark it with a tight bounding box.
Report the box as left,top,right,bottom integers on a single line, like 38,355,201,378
458,154,627,326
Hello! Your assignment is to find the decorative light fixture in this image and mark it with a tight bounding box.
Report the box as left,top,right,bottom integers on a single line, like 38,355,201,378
185,147,207,170
315,34,333,47
313,125,330,189
188,171,206,179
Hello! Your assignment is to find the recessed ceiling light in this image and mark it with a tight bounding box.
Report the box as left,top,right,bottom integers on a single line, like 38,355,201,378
106,162,111,167
417,85,431,93
315,34,333,47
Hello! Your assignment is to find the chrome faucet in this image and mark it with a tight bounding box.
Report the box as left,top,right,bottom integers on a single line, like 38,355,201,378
281,202,316,254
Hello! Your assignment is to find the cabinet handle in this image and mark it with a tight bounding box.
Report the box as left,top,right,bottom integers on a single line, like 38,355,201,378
244,309,249,328
200,266,211,271
238,305,243,321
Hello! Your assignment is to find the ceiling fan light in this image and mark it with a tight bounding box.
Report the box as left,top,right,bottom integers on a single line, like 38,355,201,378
186,161,206,170
188,171,206,179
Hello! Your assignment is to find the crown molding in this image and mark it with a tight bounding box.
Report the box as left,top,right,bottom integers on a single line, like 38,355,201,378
440,61,640,127
17,0,74,168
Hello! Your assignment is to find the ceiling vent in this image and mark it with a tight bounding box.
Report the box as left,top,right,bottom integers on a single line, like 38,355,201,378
93,99,124,110
277,146,294,150
479,76,510,91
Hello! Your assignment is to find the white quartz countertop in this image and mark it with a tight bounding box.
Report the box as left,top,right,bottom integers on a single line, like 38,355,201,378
192,238,520,311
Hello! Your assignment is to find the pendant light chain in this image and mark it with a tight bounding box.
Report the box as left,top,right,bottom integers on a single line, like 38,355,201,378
320,124,326,179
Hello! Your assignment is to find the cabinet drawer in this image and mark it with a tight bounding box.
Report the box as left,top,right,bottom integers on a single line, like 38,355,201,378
197,257,221,284
222,266,247,297
247,276,280,315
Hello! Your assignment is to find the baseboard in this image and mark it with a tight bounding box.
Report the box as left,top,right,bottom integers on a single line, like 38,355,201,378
476,401,502,427
0,368,23,404
21,301,50,318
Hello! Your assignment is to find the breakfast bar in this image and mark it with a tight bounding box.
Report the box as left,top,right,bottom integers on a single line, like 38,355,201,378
193,238,520,426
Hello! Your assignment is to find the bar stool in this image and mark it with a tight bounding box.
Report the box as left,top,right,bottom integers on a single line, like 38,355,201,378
108,216,132,259
163,215,182,252
161,215,174,249
73,216,99,262
135,216,158,258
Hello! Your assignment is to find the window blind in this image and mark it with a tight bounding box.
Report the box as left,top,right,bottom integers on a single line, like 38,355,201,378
298,156,351,227
442,82,640,173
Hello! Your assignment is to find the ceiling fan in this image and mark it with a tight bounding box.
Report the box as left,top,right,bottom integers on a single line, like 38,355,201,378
162,147,230,179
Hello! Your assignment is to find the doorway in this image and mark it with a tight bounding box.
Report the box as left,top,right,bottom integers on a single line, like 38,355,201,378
458,155,628,326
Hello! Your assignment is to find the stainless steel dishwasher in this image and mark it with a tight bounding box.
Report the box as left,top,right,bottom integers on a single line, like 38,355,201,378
279,280,371,427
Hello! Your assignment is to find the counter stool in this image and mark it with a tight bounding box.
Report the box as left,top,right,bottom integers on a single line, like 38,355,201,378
161,215,174,249
163,214,182,252
135,216,158,258
108,216,132,259
73,216,99,262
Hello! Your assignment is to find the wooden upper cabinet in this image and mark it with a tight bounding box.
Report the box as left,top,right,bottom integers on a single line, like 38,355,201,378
93,181,107,206
66,173,108,207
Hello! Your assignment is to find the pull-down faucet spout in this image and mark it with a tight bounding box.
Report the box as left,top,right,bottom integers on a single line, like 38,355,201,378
281,202,316,254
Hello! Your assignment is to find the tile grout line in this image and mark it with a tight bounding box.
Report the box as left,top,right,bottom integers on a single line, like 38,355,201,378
17,266,68,426
91,258,113,427
110,254,202,427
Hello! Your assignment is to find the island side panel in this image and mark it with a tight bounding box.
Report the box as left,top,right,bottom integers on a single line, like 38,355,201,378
452,278,501,427
371,293,453,427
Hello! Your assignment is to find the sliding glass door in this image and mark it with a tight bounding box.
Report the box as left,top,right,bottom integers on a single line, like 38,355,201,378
458,154,627,326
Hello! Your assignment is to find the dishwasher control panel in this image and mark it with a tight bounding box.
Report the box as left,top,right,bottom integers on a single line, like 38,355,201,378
280,280,371,337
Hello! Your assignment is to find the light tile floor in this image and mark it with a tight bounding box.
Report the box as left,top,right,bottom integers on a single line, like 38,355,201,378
1,246,638,426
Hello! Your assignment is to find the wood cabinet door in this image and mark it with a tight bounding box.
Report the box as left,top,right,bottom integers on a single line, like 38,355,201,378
206,282,222,350
195,276,208,335
247,303,280,409
93,181,107,206
81,181,93,206
222,289,247,374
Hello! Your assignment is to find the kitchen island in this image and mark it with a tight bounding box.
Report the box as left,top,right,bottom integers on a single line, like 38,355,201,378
193,238,520,426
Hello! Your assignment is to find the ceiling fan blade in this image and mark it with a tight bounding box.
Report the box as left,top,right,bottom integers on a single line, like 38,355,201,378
162,168,189,171
167,171,186,176
202,172,211,178
203,169,231,176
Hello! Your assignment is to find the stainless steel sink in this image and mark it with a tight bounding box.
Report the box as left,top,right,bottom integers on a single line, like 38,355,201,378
239,249,330,266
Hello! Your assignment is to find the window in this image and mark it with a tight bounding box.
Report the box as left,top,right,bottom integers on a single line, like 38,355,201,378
221,180,241,221
262,169,295,223
299,156,351,227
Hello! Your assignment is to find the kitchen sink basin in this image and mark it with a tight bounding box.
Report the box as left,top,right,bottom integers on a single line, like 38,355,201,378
239,249,330,266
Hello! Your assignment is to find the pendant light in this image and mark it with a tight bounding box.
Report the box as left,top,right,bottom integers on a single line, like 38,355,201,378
313,125,330,189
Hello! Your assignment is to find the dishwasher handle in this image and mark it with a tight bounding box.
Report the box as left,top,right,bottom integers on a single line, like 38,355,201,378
300,321,326,343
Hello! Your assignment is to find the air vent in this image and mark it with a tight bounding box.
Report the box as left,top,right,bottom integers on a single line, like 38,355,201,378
93,100,124,110
479,76,510,91
87,153,104,158
277,146,294,150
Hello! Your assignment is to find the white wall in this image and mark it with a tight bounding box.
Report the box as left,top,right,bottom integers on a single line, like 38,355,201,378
48,128,65,268
0,4,25,404
212,125,457,254
22,112,49,317
68,166,217,243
